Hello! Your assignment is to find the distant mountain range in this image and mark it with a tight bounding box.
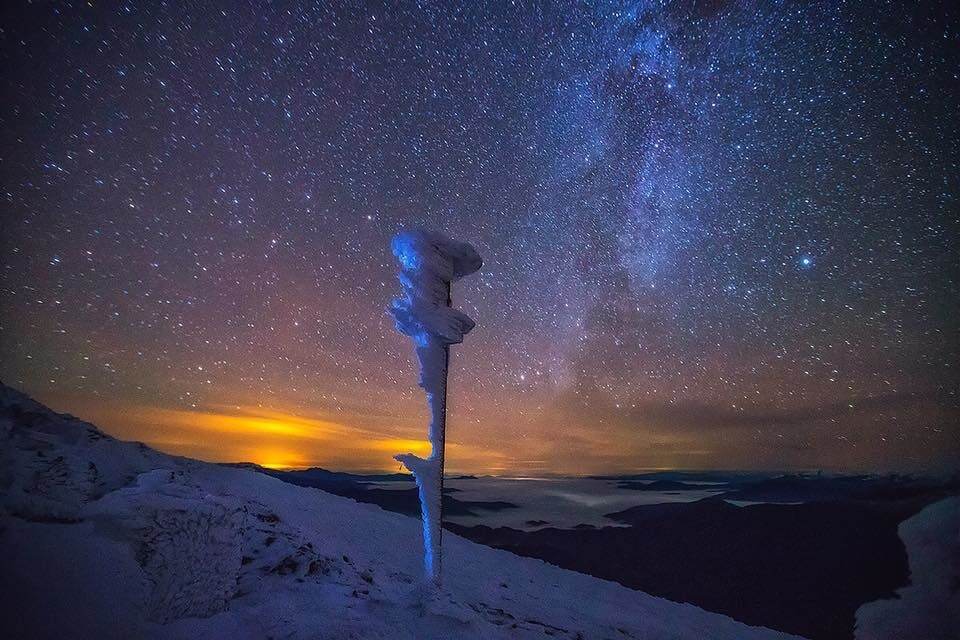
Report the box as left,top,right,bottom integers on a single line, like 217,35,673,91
221,463,517,517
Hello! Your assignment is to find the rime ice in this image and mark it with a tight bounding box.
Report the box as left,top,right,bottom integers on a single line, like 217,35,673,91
389,230,482,584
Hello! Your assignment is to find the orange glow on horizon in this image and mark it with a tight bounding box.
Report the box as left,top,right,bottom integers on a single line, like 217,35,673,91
27,380,956,477
76,400,512,474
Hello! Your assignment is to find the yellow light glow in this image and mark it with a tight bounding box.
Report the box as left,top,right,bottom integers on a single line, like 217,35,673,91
81,401,508,473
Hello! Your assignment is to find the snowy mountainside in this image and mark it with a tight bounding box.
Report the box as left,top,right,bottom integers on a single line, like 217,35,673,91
855,497,959,639
0,383,802,640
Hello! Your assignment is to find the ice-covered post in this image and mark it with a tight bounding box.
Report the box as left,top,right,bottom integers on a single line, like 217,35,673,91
389,230,482,586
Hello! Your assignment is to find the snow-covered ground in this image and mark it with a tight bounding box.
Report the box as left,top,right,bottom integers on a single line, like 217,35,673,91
0,383,802,640
855,496,959,640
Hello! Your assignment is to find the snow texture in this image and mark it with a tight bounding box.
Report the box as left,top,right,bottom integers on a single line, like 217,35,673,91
0,383,805,640
388,230,482,584
855,496,959,640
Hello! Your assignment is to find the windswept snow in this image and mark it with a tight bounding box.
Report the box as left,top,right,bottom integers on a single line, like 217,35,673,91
0,383,801,640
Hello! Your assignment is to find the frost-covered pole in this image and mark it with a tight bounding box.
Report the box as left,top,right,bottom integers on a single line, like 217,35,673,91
389,230,482,586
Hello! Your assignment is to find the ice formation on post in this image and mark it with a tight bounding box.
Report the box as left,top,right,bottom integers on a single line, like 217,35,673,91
389,230,482,585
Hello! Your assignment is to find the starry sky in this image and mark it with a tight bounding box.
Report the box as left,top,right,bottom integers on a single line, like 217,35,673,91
1,0,958,474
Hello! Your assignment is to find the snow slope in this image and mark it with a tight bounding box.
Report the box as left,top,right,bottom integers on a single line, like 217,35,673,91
855,496,959,640
0,383,802,640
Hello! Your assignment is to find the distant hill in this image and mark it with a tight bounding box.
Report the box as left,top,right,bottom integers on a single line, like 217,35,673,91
259,466,518,517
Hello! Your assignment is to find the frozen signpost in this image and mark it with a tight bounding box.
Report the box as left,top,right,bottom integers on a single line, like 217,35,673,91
389,230,482,587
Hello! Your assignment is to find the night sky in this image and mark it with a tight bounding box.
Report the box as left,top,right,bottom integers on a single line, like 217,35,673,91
1,1,957,474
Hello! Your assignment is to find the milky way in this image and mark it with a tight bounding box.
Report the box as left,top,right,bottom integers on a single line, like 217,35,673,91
1,1,957,473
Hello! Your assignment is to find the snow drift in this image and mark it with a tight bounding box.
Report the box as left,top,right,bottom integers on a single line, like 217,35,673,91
0,382,801,639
